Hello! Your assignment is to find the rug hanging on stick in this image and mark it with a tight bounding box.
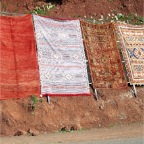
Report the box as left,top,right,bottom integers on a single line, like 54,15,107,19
33,15,90,96
80,21,127,89
0,14,40,99
115,22,144,85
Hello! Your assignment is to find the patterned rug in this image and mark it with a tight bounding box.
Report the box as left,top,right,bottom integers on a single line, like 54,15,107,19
80,21,127,89
33,15,90,96
0,14,40,99
115,22,144,85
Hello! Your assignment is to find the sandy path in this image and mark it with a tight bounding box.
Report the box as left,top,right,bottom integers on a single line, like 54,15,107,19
0,123,144,144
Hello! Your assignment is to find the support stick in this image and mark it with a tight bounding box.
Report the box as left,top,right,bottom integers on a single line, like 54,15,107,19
94,89,98,100
133,84,137,97
47,96,50,104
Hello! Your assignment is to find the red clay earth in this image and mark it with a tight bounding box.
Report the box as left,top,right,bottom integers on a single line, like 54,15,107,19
1,0,143,18
0,86,144,136
0,0,144,136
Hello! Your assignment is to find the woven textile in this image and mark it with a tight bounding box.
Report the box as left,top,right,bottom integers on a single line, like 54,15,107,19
115,22,144,85
0,14,40,99
33,15,90,96
80,21,127,88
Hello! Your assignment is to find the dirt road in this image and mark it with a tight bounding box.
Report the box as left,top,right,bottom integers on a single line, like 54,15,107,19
1,123,144,144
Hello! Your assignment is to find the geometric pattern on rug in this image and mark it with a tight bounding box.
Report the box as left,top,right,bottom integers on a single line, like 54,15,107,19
33,15,90,96
115,22,144,85
80,21,127,88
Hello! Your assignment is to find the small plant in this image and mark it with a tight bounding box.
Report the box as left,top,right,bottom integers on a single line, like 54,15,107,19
32,6,46,15
1,3,7,11
31,3,55,15
31,95,39,104
29,95,39,111
14,6,19,13
85,13,144,25
59,127,73,133
59,127,68,132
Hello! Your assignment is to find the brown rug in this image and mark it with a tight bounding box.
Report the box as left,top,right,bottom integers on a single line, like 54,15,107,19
80,21,127,89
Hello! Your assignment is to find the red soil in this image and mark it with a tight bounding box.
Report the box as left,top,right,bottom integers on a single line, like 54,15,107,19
0,86,144,136
1,0,143,18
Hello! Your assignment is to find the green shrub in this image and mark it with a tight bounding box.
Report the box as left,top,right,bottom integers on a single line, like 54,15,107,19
84,13,144,25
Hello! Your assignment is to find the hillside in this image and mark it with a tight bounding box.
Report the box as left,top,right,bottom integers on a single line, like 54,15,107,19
1,0,143,18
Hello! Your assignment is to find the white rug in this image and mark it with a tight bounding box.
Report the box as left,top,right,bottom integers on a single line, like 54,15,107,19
33,15,90,96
